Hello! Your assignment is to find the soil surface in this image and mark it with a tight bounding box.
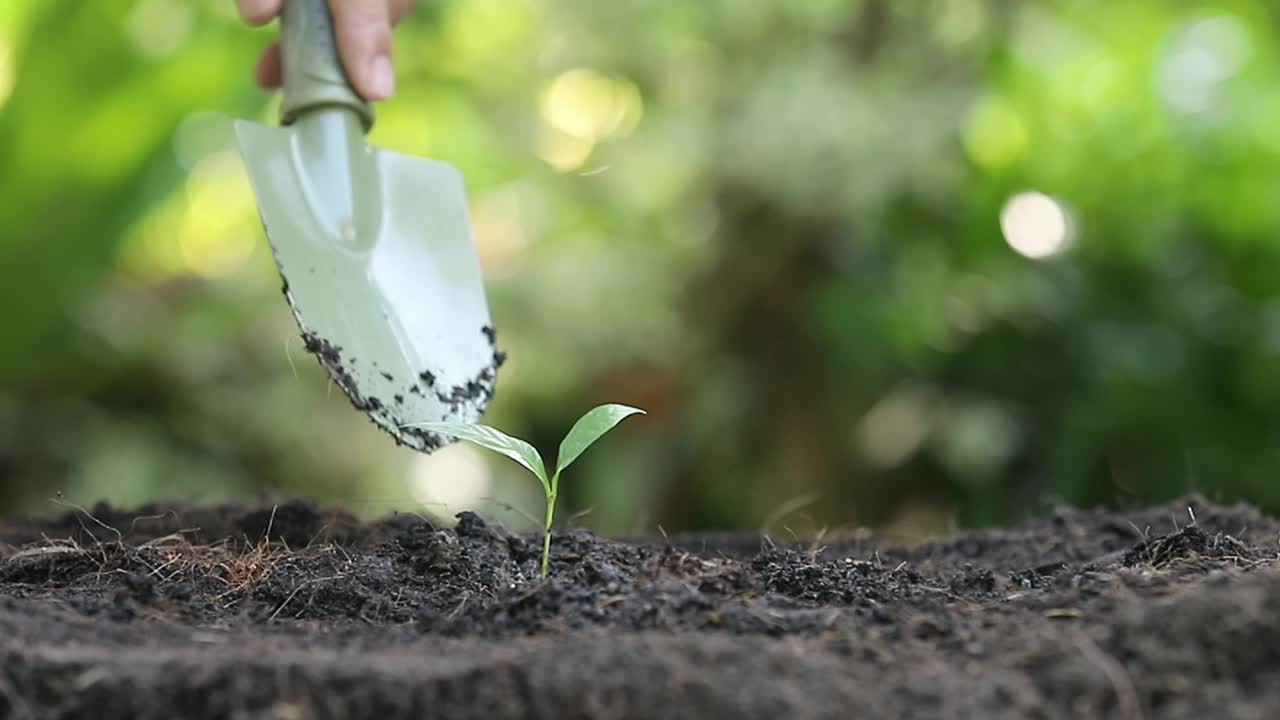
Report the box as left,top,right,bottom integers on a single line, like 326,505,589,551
2,494,1278,719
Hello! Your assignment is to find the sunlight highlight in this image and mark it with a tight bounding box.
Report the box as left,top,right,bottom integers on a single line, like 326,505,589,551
125,0,193,59
178,151,258,278
963,95,1029,171
857,386,935,469
935,0,986,47
540,68,643,142
173,112,233,172
471,188,534,281
0,40,13,111
1000,191,1072,260
536,69,643,171
119,196,188,280
1158,15,1251,116
536,126,595,172
409,442,493,515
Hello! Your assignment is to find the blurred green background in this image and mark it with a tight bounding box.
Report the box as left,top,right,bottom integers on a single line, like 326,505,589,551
4,0,1280,540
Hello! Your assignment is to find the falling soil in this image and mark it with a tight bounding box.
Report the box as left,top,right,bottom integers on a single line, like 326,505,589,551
2,494,1279,719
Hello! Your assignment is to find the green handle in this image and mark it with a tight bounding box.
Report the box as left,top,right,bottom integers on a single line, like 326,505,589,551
279,0,374,132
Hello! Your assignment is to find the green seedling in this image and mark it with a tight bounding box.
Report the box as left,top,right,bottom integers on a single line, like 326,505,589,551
411,404,644,578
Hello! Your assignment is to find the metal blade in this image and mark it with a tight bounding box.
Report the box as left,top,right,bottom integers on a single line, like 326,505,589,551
234,112,501,452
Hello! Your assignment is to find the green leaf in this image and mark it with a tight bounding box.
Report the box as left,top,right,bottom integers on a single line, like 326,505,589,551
555,404,645,476
410,422,550,492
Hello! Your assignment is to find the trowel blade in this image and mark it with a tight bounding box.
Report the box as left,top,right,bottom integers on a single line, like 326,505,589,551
234,116,501,453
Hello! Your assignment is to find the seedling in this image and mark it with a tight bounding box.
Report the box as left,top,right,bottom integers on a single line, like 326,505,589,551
410,404,644,578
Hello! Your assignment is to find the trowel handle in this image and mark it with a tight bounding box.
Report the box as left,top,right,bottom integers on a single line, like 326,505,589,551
278,0,375,132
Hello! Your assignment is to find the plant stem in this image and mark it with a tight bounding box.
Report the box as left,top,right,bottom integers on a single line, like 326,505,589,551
540,473,559,578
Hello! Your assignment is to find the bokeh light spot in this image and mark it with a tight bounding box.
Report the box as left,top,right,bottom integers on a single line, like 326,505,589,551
471,188,533,281
409,442,493,515
935,0,986,47
125,0,193,59
0,40,13,111
1000,191,1073,259
173,112,233,172
963,95,1029,171
536,126,595,172
857,386,936,469
178,151,258,278
1158,15,1251,116
539,68,644,142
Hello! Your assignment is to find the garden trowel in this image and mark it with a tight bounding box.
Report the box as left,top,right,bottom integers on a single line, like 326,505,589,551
233,0,500,452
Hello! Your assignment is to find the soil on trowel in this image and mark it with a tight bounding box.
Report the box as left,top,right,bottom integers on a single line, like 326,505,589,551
1,494,1277,719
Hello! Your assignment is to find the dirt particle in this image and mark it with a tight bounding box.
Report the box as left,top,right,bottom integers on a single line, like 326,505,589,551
454,511,491,539
482,325,507,368
398,425,449,451
949,565,996,595
301,333,343,367
1121,525,1254,568
1009,561,1069,590
434,368,496,411
123,571,156,601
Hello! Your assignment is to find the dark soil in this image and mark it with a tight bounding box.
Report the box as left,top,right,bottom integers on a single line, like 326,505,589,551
2,494,1278,719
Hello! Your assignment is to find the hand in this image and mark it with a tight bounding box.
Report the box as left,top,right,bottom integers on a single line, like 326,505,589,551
235,0,415,101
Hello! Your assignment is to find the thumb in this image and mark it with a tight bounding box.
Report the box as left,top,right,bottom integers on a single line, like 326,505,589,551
329,0,395,101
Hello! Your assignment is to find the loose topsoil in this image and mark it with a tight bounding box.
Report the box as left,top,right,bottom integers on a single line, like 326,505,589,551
2,494,1278,719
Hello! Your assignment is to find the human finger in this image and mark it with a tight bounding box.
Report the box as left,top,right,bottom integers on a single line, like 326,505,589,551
329,0,396,100
235,0,282,26
255,41,283,89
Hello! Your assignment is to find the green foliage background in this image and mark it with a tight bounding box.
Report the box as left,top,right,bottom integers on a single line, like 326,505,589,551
4,0,1280,538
